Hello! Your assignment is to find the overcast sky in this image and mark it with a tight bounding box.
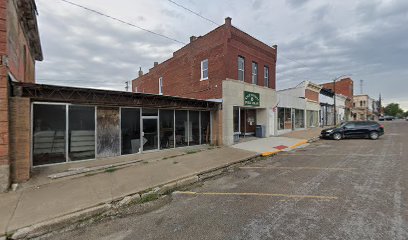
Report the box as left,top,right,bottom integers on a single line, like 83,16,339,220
35,0,408,110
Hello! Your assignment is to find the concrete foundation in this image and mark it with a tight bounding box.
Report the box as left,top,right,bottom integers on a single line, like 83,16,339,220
0,164,10,192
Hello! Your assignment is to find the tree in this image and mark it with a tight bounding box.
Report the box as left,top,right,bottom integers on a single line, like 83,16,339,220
384,103,404,117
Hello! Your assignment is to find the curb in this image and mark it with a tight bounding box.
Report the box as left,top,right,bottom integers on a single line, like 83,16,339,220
5,154,260,239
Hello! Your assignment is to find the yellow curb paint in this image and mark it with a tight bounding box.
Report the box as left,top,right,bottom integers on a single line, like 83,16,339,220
261,150,282,157
175,191,337,200
289,140,309,149
239,166,357,171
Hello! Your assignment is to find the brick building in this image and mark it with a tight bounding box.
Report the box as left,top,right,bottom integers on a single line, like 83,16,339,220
0,0,42,192
321,78,354,120
133,17,278,145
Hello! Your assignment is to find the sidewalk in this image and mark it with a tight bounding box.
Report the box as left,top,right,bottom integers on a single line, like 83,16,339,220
0,134,315,238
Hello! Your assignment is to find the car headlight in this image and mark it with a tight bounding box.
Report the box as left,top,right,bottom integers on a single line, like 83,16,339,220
326,129,333,133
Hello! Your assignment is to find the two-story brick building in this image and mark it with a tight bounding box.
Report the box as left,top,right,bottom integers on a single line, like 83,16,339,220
133,17,278,145
0,0,43,191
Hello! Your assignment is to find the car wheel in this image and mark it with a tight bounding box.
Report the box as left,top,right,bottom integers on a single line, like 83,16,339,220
333,133,342,140
369,131,379,140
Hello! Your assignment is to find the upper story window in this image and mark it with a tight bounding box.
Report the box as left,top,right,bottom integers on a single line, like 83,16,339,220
201,59,208,80
238,56,245,81
252,62,258,85
264,66,269,87
159,77,163,95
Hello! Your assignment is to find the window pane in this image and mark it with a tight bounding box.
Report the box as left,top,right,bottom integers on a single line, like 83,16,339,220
295,109,305,128
160,110,174,149
121,108,141,155
278,108,285,130
252,62,258,84
175,110,188,147
33,104,66,166
69,105,95,161
203,59,208,69
233,107,240,132
142,108,158,116
189,111,200,145
203,69,208,79
201,111,211,144
238,57,244,81
264,66,269,87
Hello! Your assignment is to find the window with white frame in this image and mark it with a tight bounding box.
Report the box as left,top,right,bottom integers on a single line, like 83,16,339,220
264,66,269,87
252,62,258,84
201,59,208,80
159,77,163,95
238,56,245,81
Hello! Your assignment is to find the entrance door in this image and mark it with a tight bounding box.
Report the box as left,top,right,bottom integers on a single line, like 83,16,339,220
142,118,158,151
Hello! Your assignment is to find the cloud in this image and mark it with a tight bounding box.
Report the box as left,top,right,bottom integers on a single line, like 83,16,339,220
35,0,407,107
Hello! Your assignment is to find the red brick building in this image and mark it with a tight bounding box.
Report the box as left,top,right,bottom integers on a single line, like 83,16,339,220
133,17,278,145
0,0,42,192
322,78,354,120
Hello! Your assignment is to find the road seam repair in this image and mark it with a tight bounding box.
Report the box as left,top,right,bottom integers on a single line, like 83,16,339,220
174,191,338,200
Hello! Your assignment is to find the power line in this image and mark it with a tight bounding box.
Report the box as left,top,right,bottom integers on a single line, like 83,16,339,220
60,0,186,45
167,0,220,27
166,0,338,79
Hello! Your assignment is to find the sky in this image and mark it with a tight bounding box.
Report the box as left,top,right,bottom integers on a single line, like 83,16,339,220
35,0,408,110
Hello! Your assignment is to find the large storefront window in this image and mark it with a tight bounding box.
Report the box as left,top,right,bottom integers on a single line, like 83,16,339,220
294,109,305,129
175,110,188,147
33,104,66,166
160,110,174,149
278,108,293,130
189,111,200,145
33,103,212,166
201,111,211,144
307,110,319,128
68,105,95,161
121,108,141,155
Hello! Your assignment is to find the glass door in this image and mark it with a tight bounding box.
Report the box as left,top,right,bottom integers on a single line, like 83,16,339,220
142,118,158,151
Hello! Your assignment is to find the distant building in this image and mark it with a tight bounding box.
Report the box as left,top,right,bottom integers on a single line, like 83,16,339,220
277,81,321,134
321,78,354,120
353,95,379,121
132,17,278,145
0,0,43,192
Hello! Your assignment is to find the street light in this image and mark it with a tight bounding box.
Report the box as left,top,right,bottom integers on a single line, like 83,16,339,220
333,74,352,125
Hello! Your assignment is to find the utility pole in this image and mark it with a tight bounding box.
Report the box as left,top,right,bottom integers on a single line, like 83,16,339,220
333,79,337,125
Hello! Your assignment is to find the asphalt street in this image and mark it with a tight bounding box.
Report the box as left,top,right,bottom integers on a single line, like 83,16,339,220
41,120,408,240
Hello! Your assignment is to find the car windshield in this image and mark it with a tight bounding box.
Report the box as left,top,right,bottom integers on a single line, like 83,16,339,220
338,122,348,128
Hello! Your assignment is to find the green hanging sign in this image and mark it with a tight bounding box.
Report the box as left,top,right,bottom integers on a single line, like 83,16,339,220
244,91,260,106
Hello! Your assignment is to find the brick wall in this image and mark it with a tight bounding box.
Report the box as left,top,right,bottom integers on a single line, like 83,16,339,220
9,97,30,182
7,0,36,83
305,89,319,102
322,78,354,99
132,18,277,100
0,0,9,191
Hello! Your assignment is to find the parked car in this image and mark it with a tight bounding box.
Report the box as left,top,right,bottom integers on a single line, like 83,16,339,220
321,121,384,140
406,117,408,121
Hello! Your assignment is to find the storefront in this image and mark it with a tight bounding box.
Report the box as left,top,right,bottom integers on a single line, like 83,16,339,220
222,80,278,145
276,91,307,134
9,82,218,180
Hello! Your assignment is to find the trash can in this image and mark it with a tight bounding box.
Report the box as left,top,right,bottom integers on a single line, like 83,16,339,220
233,133,240,143
256,125,265,138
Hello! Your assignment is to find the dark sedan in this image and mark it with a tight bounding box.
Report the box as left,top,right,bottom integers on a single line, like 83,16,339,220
321,121,384,140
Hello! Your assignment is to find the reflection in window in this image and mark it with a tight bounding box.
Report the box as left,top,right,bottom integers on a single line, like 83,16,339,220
175,110,188,147
33,104,66,166
160,110,174,149
142,108,158,116
294,109,305,129
121,108,141,154
189,111,200,145
201,111,211,144
68,105,95,161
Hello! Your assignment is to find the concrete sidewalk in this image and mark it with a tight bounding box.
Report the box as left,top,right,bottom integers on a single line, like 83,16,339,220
0,133,315,238
0,147,257,237
231,136,308,155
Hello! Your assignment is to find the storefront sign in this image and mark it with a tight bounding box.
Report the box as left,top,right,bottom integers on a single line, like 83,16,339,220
244,91,260,106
